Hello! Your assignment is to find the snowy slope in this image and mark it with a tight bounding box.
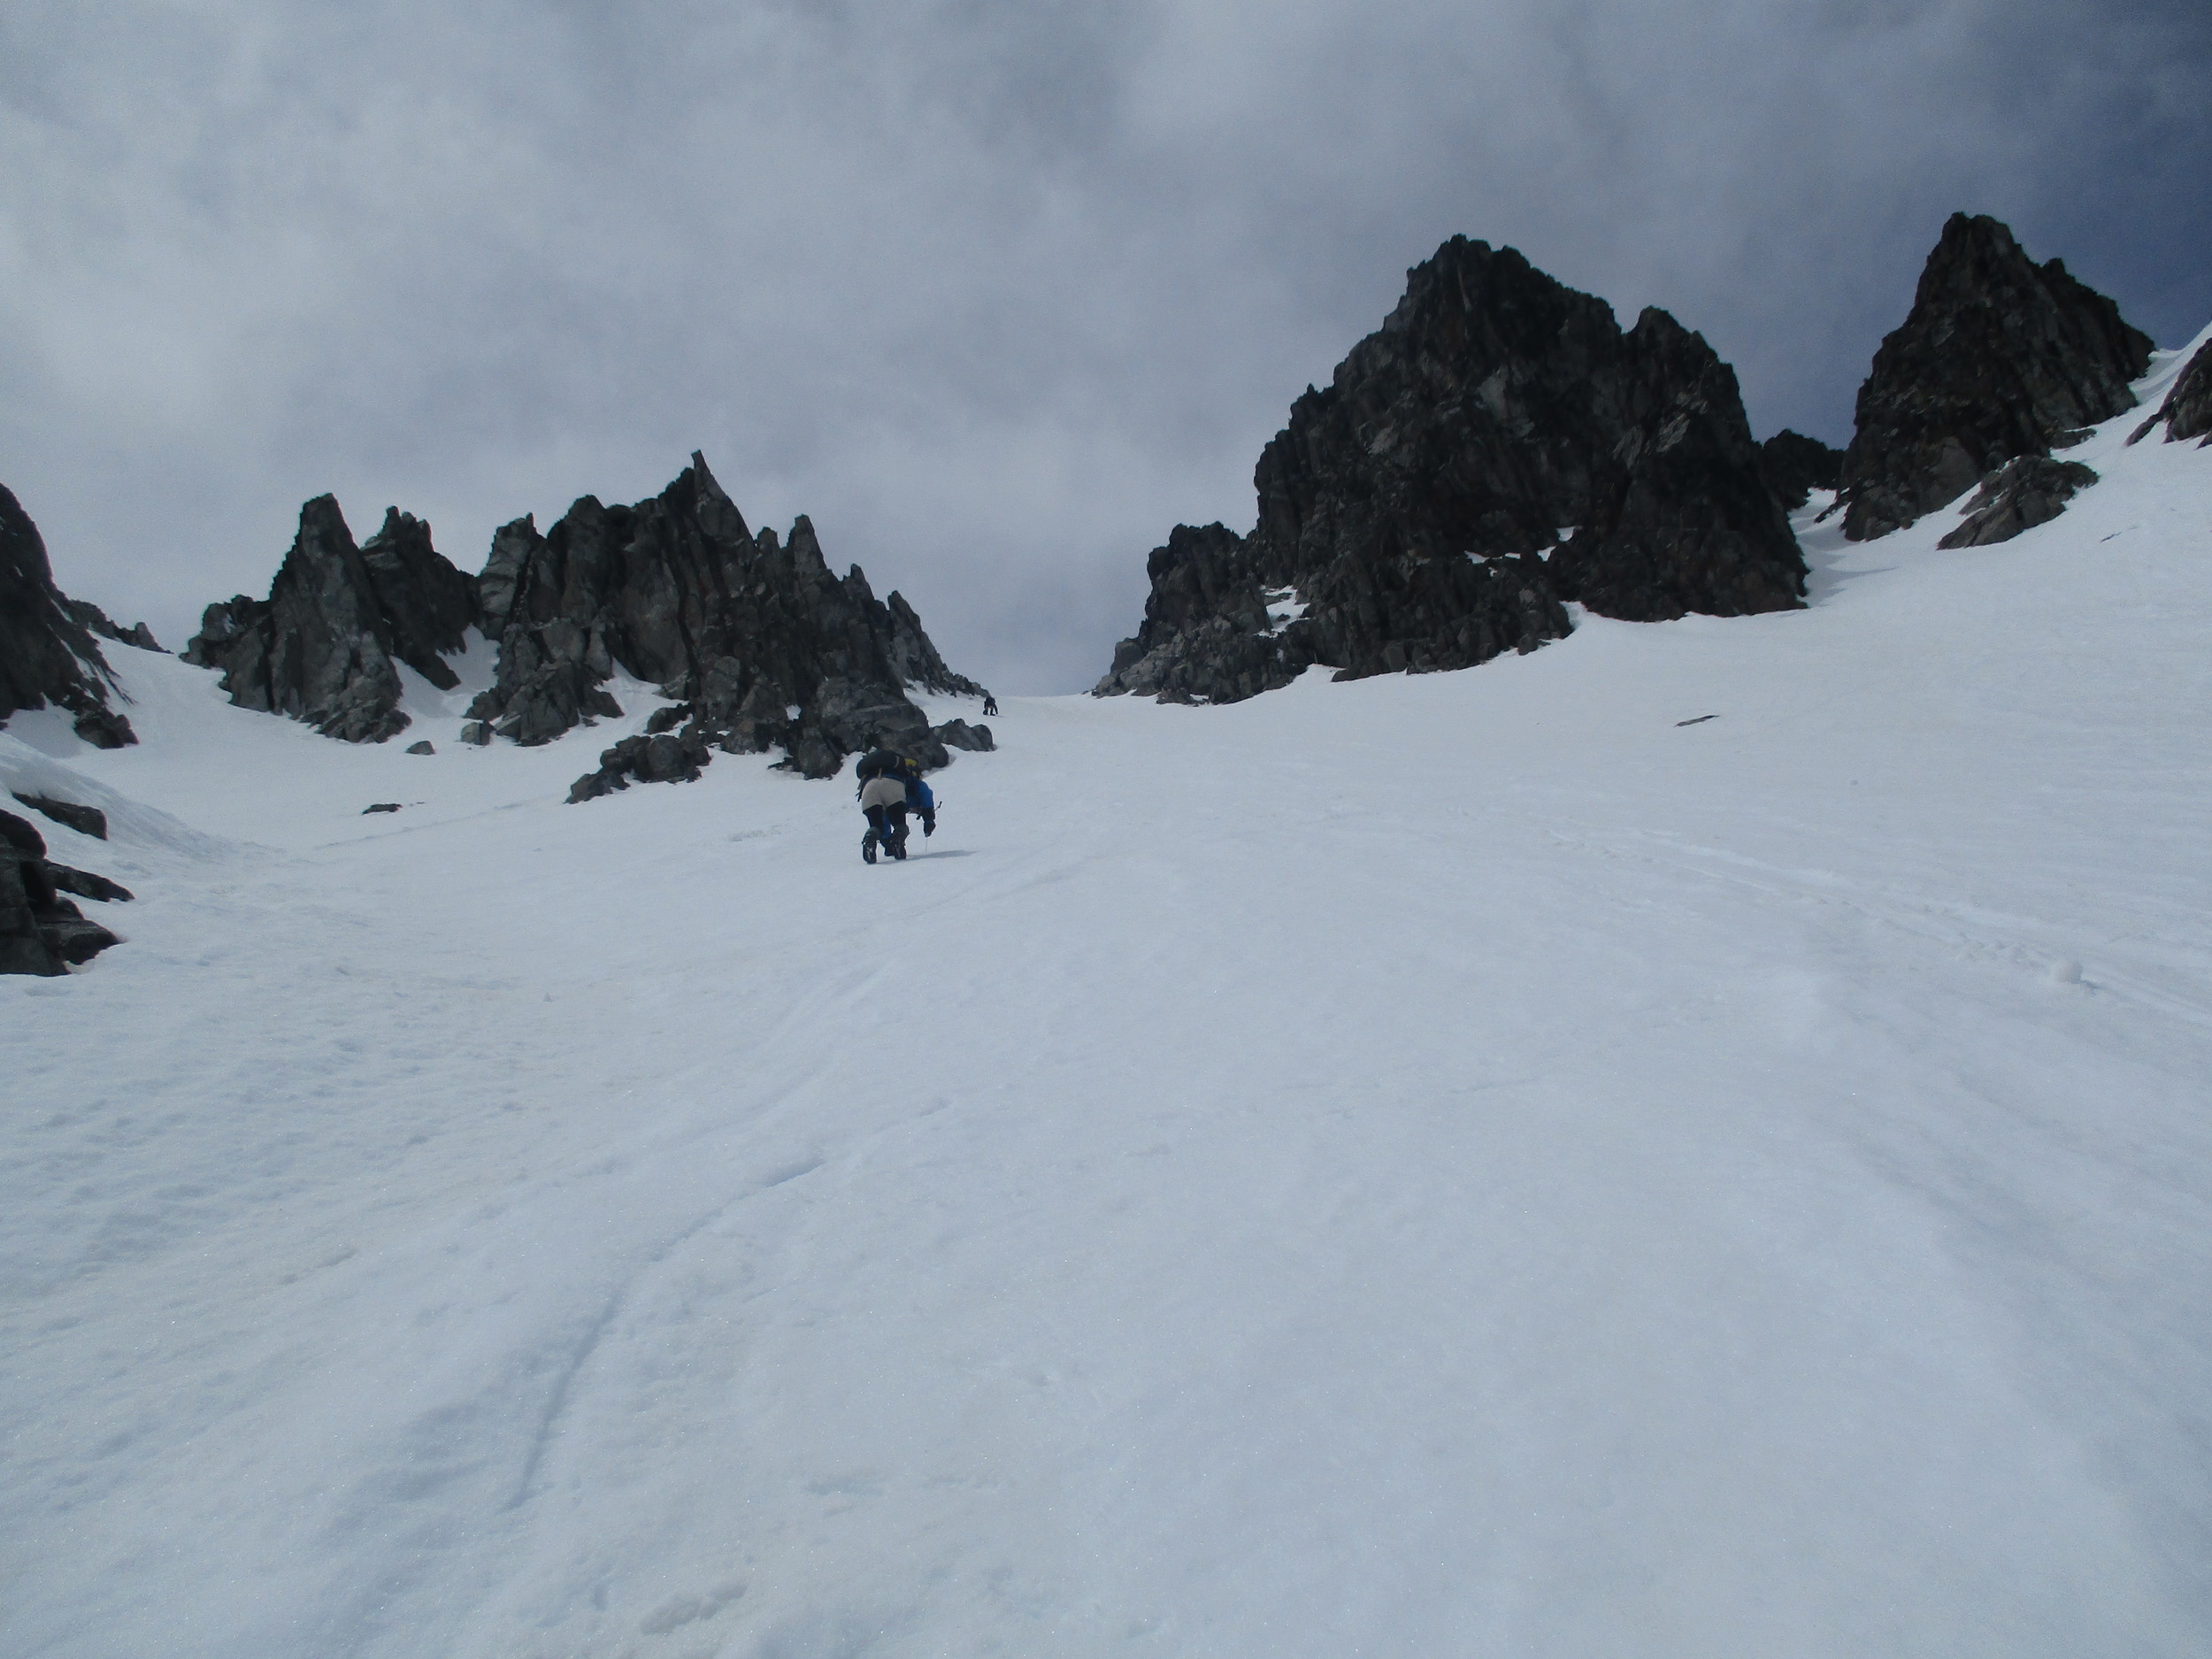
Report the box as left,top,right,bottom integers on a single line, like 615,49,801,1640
4,334,2211,1657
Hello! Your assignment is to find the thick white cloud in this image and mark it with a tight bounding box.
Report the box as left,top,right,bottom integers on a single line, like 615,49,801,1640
3,0,2207,688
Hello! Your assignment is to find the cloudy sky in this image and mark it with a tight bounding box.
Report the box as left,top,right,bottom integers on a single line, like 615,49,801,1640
4,1,2207,691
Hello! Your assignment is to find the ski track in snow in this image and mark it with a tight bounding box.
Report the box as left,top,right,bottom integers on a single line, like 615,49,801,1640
5,345,2212,1655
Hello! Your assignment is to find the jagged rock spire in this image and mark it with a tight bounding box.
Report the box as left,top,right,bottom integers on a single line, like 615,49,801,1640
184,496,481,742
1839,214,2151,541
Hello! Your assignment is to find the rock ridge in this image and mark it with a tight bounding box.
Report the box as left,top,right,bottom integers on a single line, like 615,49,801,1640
465,451,985,790
180,454,990,794
1097,235,1802,703
0,483,139,749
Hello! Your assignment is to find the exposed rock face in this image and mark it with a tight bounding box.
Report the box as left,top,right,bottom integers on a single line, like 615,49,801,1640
64,599,161,653
2130,337,2212,447
0,808,131,976
1097,236,1801,703
1839,215,2152,541
1760,431,1845,510
12,792,106,840
358,509,479,685
0,484,139,749
183,497,481,741
460,452,981,790
1936,457,2099,549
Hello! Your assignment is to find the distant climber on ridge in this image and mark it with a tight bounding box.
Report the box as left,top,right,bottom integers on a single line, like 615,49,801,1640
855,748,935,864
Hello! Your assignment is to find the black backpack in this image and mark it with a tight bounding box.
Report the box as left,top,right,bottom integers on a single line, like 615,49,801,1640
855,749,916,786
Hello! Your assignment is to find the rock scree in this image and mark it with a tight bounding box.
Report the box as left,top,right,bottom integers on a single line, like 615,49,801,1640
183,498,482,742
1839,213,2151,541
0,482,139,749
1095,234,1802,704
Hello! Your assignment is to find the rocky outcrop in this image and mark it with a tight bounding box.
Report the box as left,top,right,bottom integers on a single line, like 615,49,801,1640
1839,215,2152,541
183,498,481,741
2129,337,2212,447
1760,431,1845,510
1097,236,1802,703
1936,457,2099,549
0,484,139,749
0,807,131,976
12,792,106,840
459,452,981,792
566,728,716,803
933,718,995,752
64,599,161,653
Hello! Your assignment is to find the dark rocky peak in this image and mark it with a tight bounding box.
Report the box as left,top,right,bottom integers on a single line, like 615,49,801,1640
1839,214,2152,541
457,452,987,795
1760,431,1844,510
0,483,138,749
184,495,481,742
1099,234,1801,703
2129,336,2212,447
359,508,479,687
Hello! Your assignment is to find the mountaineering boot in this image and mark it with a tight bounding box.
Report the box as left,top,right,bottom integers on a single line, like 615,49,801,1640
862,831,878,864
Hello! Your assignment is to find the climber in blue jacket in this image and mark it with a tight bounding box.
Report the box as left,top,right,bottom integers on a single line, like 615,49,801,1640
855,749,936,864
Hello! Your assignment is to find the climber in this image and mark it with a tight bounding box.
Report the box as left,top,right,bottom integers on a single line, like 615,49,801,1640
855,749,935,864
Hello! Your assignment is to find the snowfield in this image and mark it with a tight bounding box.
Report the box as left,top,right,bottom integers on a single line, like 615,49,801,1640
5,338,2212,1657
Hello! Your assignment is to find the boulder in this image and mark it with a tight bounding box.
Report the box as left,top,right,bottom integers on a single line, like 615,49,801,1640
458,720,493,747
11,792,106,840
1839,215,2152,541
0,483,139,749
405,740,434,755
2129,337,2212,447
1098,236,1801,703
0,808,130,976
566,729,714,803
183,496,480,741
1936,457,2100,549
933,718,995,752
